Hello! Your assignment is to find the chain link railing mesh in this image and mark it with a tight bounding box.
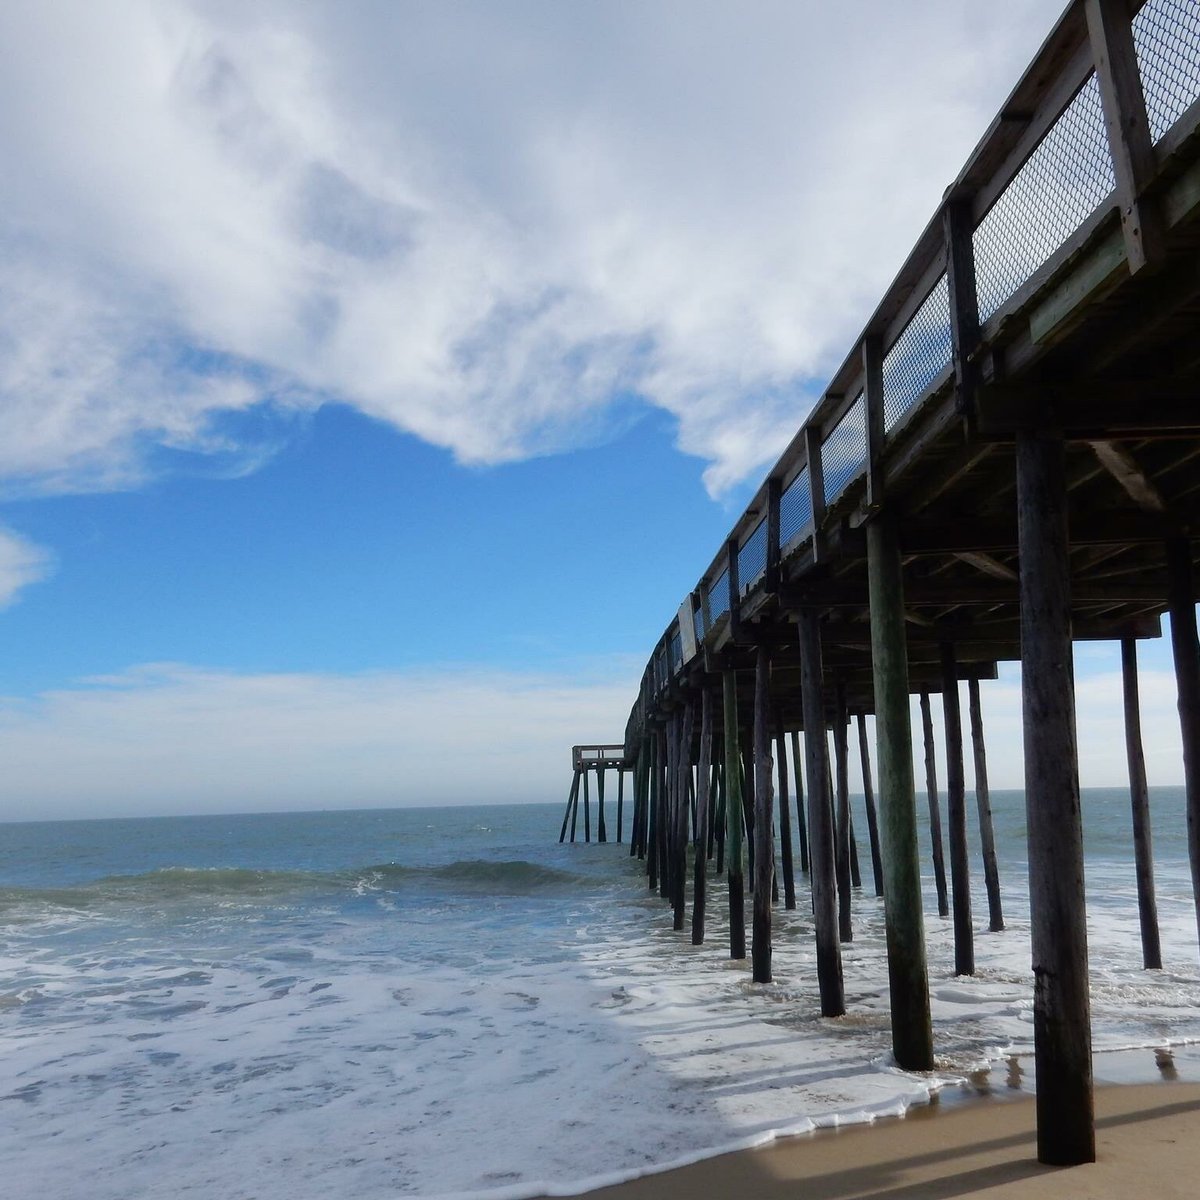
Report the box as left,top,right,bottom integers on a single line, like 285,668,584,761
822,394,868,506
708,568,731,623
1135,0,1200,141
882,272,953,432
780,465,813,552
974,73,1115,324
669,630,682,673
737,517,768,593
693,604,704,644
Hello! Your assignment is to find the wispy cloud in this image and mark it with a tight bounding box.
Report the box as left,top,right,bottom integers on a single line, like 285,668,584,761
0,527,53,607
0,0,1064,498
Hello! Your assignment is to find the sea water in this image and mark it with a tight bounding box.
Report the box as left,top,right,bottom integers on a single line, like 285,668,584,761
2,790,1199,1199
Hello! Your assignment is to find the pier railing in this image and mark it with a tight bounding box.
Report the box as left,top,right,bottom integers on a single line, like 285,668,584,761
626,0,1200,753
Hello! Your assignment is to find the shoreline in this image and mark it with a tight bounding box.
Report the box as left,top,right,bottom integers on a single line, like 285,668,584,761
579,1069,1200,1200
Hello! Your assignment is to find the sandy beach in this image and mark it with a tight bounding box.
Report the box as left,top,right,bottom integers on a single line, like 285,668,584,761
585,1080,1200,1200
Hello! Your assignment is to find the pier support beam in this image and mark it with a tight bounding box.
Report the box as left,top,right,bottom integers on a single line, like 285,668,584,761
673,703,694,932
856,713,885,898
1121,638,1161,969
1167,536,1200,955
617,767,625,845
832,684,854,943
1017,428,1094,1166
583,767,591,844
647,732,660,891
941,642,974,976
919,692,950,917
752,646,775,982
866,515,934,1071
560,768,581,844
597,766,607,844
798,610,845,1016
791,729,809,874
776,720,796,909
968,678,1005,933
722,670,747,960
693,686,714,945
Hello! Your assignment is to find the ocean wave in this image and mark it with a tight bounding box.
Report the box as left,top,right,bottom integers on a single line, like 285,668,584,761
0,859,580,914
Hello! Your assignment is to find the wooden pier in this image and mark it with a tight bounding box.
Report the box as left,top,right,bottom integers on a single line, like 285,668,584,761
573,0,1200,1169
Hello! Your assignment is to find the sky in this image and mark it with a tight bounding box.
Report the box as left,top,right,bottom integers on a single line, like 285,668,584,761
0,0,1188,821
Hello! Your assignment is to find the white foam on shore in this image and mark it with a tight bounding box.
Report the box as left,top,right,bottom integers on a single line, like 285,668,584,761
1,857,1199,1200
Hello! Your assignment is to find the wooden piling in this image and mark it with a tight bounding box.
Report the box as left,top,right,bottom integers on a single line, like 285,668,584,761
866,515,933,1070
693,686,714,945
919,691,950,917
775,721,796,910
583,766,592,844
941,642,974,976
617,767,625,844
752,645,775,983
1121,637,1161,968
597,765,607,844
1017,428,1094,1166
797,609,845,1016
646,731,660,891
715,753,727,876
967,677,1005,933
560,768,580,844
832,685,854,943
791,729,810,874
1166,535,1200,954
673,702,695,932
722,670,747,960
657,727,670,900
856,713,885,897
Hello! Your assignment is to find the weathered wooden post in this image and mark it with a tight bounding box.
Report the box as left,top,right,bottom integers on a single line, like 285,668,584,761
832,684,854,943
722,669,747,959
941,644,974,976
1120,638,1160,968
1018,428,1094,1165
752,645,775,982
775,720,796,909
560,767,581,844
583,766,592,844
1167,536,1200,954
919,691,950,917
693,686,714,945
617,765,625,844
866,514,934,1070
967,677,1005,932
798,609,845,1016
597,764,607,844
791,729,809,873
646,731,660,890
657,726,670,900
715,753,727,876
673,702,695,932
856,713,885,897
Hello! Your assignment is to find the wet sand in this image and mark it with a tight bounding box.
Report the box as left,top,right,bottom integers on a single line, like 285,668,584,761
583,1048,1200,1200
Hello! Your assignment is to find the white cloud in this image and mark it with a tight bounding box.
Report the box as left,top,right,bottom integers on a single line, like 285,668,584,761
0,527,53,607
0,0,1065,497
0,661,637,821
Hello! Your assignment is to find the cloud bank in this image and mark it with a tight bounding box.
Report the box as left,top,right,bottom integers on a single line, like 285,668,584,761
0,656,1184,822
0,0,1064,498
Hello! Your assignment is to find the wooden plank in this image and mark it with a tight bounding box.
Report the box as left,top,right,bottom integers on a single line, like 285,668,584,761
1087,441,1167,512
944,198,981,418
863,335,886,510
1028,223,1127,344
1086,0,1161,272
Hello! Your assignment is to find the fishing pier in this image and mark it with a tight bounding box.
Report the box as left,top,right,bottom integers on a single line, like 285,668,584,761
563,0,1200,1168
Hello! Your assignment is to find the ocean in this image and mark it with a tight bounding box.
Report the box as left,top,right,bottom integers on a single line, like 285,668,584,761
2,789,1199,1200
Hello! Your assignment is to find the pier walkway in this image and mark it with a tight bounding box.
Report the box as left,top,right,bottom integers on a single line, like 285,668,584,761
600,0,1200,1170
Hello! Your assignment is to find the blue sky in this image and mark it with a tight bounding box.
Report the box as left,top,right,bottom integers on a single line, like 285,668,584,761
0,0,1187,819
